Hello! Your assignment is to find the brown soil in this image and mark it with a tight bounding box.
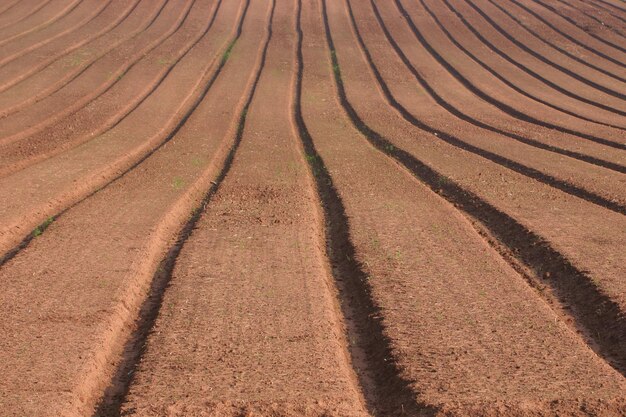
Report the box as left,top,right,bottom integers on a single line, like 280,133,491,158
0,0,624,416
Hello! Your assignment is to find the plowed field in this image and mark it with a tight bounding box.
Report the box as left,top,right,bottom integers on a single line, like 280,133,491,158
0,0,625,416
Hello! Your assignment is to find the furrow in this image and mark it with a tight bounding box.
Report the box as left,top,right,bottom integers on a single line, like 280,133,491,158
112,2,370,415
558,0,626,37
394,0,626,149
435,0,626,120
328,0,626,377
590,0,626,17
0,1,276,416
0,0,243,263
92,31,267,417
532,0,626,54
0,0,83,47
459,0,626,101
365,0,626,175
483,0,626,84
354,1,626,215
302,0,626,414
0,0,198,146
95,3,275,413
370,0,626,168
0,0,53,32
0,0,164,116
507,0,626,69
0,0,219,177
0,0,22,18
0,0,114,68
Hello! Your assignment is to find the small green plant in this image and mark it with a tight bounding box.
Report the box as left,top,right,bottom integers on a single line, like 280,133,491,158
64,50,90,67
172,177,185,190
191,155,203,167
436,174,450,187
330,50,340,76
303,151,327,177
384,143,395,153
221,40,237,64
157,57,173,66
114,69,127,81
33,216,55,237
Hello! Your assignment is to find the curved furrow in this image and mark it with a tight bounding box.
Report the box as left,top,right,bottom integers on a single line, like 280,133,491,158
507,0,626,68
372,0,626,169
100,4,364,416
0,0,164,116
558,0,626,37
590,4,626,24
0,3,286,416
326,0,626,378
0,0,197,147
0,0,22,18
0,0,115,69
350,2,625,216
532,0,626,54
438,0,626,118
0,0,243,268
394,0,626,148
0,0,83,47
415,0,624,131
0,0,225,179
590,0,626,17
460,0,626,101
291,1,421,414
414,0,626,130
0,0,53,32
483,0,625,84
364,0,626,175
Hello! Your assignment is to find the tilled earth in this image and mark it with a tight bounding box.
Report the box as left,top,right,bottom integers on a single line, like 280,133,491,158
0,0,625,416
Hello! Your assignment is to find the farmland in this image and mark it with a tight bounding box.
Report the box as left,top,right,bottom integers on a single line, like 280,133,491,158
0,0,625,416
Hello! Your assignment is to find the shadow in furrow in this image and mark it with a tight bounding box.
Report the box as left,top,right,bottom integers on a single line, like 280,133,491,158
325,0,626,379
395,0,626,147
92,1,273,415
557,0,626,37
589,0,626,19
532,0,626,54
365,0,626,175
295,1,438,415
461,0,626,99
484,0,626,84
353,0,626,215
0,0,247,268
507,0,625,68
439,0,626,116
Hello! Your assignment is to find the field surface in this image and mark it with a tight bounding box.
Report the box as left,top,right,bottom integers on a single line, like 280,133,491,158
0,0,625,416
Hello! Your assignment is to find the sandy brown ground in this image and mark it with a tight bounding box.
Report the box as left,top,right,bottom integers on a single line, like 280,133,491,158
0,0,624,416
0,0,145,110
0,1,259,415
0,0,195,145
334,0,626,327
122,2,367,415
0,0,241,256
297,0,626,414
